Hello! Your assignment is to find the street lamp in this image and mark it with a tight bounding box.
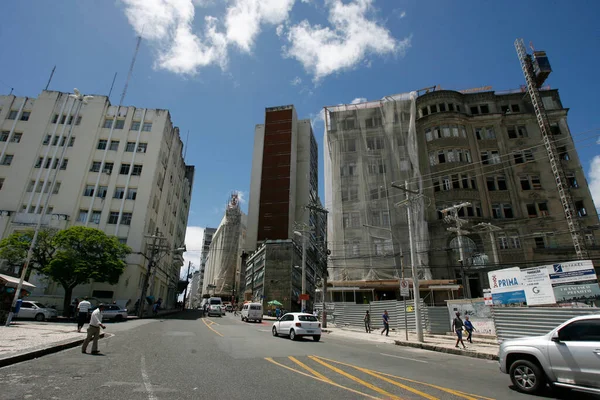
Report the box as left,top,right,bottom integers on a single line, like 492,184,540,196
4,89,92,327
294,230,308,311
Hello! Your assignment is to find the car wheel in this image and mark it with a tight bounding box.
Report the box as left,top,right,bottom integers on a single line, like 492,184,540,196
258,320,262,323
35,313,45,322
114,315,124,322
272,326,278,336
289,329,297,341
509,359,546,394
313,335,321,342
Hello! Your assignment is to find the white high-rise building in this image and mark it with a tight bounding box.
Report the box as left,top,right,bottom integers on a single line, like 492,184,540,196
0,90,194,309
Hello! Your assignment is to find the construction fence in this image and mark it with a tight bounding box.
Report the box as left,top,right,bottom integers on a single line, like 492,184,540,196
319,300,451,334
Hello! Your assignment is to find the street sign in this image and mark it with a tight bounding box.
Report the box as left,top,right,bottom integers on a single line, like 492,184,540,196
400,279,410,297
299,294,309,301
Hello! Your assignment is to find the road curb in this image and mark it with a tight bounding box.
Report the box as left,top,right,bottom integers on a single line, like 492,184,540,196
393,339,499,361
0,333,106,368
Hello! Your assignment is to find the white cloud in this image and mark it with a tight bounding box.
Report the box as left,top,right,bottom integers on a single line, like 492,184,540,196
183,226,205,270
588,156,600,210
351,97,367,104
121,0,409,79
291,76,302,85
225,0,295,52
284,0,409,80
399,10,406,19
122,0,228,75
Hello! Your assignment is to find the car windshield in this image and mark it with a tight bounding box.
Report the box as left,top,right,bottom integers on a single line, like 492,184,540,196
250,305,261,310
32,302,46,308
298,316,318,322
210,300,221,305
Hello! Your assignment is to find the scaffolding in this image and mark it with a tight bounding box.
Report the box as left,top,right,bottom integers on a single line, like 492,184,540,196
324,92,432,282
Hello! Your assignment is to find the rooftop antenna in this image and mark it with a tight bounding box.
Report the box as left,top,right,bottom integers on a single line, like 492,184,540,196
108,72,117,101
45,65,56,91
119,34,142,106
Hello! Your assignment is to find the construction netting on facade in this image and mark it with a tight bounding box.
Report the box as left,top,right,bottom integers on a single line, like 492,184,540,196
324,92,432,282
202,194,246,298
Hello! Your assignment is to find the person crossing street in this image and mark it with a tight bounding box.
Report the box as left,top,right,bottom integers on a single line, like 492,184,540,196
82,304,106,355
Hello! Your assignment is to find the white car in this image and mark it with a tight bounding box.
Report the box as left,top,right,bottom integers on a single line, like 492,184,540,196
17,301,58,321
499,314,600,395
272,312,321,341
207,304,222,317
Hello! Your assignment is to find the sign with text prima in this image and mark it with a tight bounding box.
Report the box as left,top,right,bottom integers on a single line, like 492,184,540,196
487,267,526,305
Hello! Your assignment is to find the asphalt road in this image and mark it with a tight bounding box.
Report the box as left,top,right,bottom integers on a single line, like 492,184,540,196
0,311,594,400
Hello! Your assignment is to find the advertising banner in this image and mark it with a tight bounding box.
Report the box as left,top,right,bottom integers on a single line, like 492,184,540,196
547,260,600,304
521,266,556,306
488,267,526,305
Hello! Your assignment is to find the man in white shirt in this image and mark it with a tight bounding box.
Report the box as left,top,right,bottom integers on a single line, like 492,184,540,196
76,297,92,332
82,304,106,355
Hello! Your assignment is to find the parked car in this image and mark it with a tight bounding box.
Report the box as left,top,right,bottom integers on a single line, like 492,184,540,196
17,301,58,321
207,304,222,317
272,312,321,341
97,304,128,322
225,304,233,312
498,314,600,395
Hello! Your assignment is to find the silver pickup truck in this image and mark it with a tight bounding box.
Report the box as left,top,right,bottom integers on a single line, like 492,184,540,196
498,314,600,395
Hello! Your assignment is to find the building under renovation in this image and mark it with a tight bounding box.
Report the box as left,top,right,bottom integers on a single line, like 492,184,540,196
324,85,599,304
201,193,247,302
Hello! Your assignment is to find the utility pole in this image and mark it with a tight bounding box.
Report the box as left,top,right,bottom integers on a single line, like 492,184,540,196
138,228,160,318
474,222,501,266
293,230,308,312
441,203,472,299
182,261,192,311
391,181,424,342
305,202,329,326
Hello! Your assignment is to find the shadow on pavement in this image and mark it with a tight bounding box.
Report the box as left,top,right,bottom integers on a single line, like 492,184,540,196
158,310,205,321
509,385,598,399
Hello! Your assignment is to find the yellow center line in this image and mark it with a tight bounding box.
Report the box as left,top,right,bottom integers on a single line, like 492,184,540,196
264,358,379,400
202,318,224,337
206,319,220,326
308,356,403,400
314,356,485,400
288,356,334,384
356,368,439,400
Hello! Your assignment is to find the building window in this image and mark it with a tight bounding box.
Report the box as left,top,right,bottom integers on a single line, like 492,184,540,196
68,137,75,147
90,161,102,172
0,131,9,142
17,111,30,121
132,164,143,176
97,186,108,198
534,236,546,249
1,155,13,166
566,172,578,188
366,136,384,150
343,138,356,152
77,210,88,223
513,149,534,164
481,150,500,165
575,200,587,217
84,185,95,196
131,121,141,131
120,163,131,175
137,143,147,153
109,140,119,151
340,163,357,176
126,188,137,200
142,122,153,132
114,119,125,129
507,126,528,139
0,177,4,190
370,210,390,227
34,157,43,168
10,132,22,143
121,212,132,225
538,202,549,216
114,187,125,199
103,162,114,175
585,234,596,247
367,162,386,175
107,211,120,224
103,118,113,129
475,127,496,140
492,203,513,219
125,142,136,152
342,212,361,228
96,140,107,151
60,159,68,170
365,117,382,128
557,146,570,161
550,123,561,135
42,134,51,145
75,116,82,125
8,110,18,120
342,187,359,202
486,175,506,191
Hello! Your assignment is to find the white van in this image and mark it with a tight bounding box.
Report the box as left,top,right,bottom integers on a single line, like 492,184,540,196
241,302,263,323
209,297,225,316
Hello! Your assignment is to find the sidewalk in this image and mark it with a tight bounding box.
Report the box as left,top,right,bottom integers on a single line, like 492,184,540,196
323,326,499,361
0,322,105,368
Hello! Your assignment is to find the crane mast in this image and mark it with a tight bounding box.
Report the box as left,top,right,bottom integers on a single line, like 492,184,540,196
514,38,587,259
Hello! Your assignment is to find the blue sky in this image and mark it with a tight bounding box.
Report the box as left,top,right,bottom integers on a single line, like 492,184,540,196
2,0,599,268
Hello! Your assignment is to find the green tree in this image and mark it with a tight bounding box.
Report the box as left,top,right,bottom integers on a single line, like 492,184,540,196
42,226,131,315
0,229,57,278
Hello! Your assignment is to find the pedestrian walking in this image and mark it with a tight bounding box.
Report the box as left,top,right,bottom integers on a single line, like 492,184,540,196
464,315,476,343
452,312,467,349
82,304,106,355
381,310,389,336
76,297,92,332
364,310,371,333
